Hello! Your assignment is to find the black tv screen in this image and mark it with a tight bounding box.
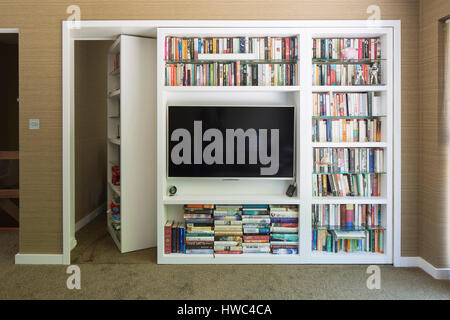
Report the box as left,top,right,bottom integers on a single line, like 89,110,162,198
168,106,294,178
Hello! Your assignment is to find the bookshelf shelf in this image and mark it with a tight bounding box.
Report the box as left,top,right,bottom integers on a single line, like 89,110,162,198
108,138,121,145
108,88,121,98
157,24,396,265
311,142,387,148
162,195,300,205
108,182,121,196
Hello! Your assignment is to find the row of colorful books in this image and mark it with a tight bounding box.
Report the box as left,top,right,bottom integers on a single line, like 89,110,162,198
313,92,382,117
312,229,384,253
165,36,298,61
164,204,299,255
312,118,382,142
312,38,381,60
312,204,383,229
312,63,381,86
313,148,384,173
312,173,381,197
165,62,298,86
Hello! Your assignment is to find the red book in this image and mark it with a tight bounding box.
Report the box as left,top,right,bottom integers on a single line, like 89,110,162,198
215,250,243,254
164,221,173,254
243,235,270,242
358,39,363,59
327,65,331,85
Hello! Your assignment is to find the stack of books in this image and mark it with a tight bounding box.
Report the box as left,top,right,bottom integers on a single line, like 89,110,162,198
313,92,381,117
213,205,243,254
164,221,186,254
313,148,385,174
312,118,382,142
184,204,214,254
269,205,299,254
241,205,271,254
312,173,381,197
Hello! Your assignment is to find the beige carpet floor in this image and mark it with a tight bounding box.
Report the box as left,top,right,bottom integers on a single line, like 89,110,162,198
0,214,449,300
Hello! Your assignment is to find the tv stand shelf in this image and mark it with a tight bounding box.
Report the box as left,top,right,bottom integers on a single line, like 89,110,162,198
156,23,398,265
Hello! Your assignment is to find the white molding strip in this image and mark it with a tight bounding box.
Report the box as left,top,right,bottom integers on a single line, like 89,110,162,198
75,203,106,232
15,254,64,265
395,256,450,280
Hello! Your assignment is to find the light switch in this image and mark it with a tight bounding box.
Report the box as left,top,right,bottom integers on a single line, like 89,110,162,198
29,119,40,130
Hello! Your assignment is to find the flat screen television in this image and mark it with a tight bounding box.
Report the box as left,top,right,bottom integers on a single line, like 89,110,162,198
168,106,295,178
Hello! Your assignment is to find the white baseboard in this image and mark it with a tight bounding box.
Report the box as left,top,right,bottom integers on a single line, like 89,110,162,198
75,203,106,232
395,256,449,280
15,254,64,265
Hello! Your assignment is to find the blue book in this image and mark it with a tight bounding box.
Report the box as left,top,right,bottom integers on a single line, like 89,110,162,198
327,119,331,141
312,230,317,250
270,217,298,223
272,248,298,255
181,226,186,253
369,149,374,172
242,204,268,209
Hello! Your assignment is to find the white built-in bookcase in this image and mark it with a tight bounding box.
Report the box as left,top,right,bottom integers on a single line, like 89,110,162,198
156,26,395,264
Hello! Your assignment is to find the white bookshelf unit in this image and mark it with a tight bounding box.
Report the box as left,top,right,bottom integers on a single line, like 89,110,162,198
107,35,158,253
151,26,396,264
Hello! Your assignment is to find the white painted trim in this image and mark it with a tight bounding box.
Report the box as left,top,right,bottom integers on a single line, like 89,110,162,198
62,21,73,265
392,21,402,267
0,28,19,33
75,203,106,232
15,254,64,265
395,256,450,280
417,257,450,280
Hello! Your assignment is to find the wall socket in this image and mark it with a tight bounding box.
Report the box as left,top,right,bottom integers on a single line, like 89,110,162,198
29,119,40,130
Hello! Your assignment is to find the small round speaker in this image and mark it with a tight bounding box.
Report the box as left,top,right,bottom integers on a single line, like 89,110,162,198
168,185,177,196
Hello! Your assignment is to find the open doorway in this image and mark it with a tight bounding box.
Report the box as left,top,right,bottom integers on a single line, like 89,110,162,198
71,40,156,264
70,40,111,263
0,32,19,262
